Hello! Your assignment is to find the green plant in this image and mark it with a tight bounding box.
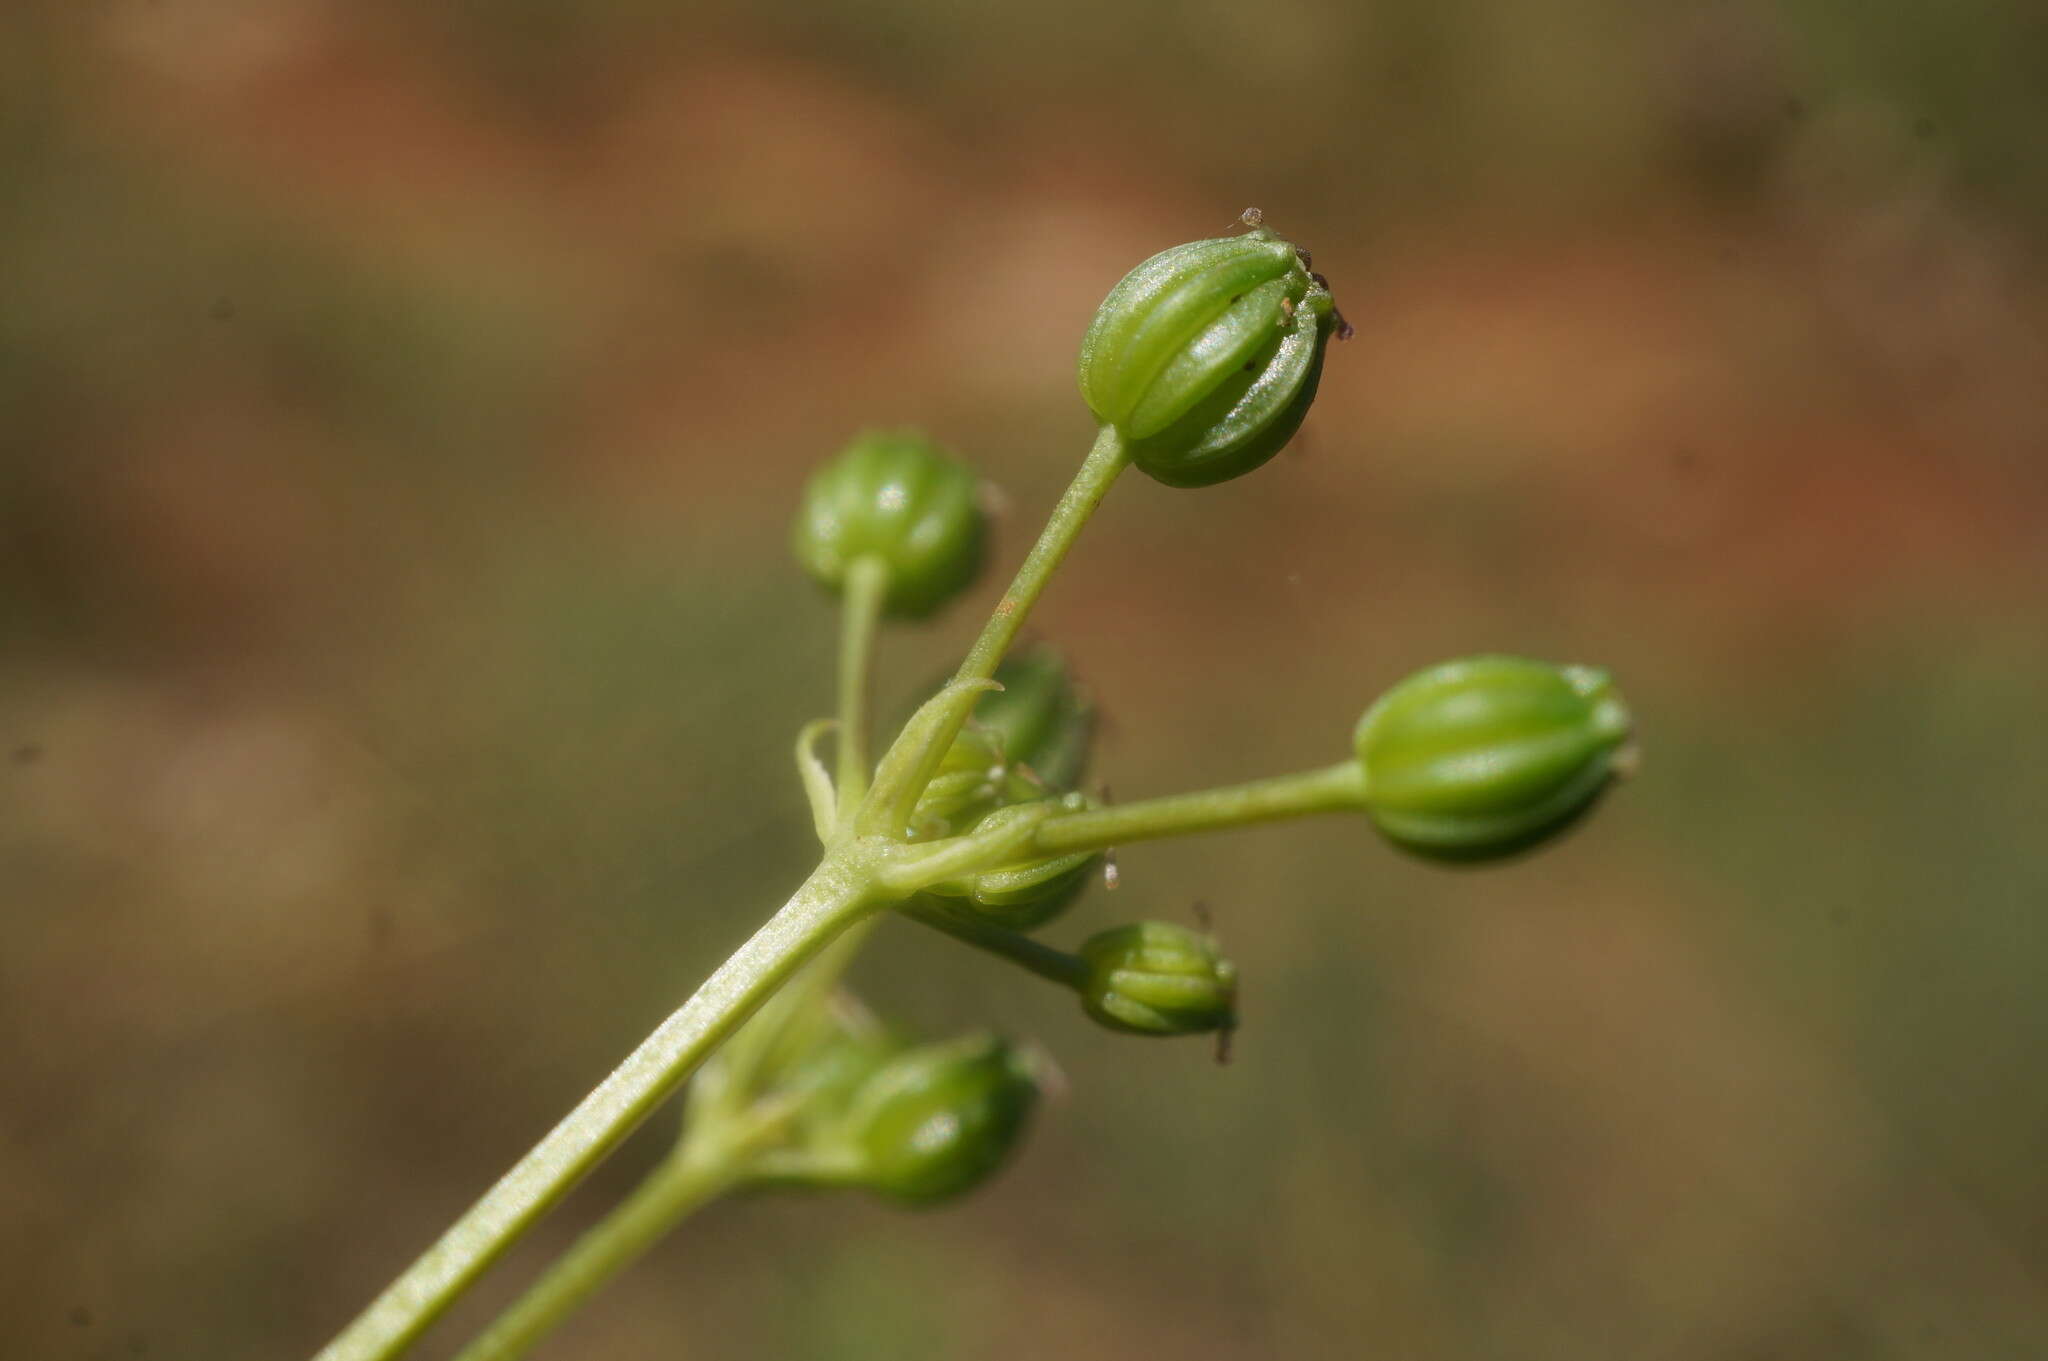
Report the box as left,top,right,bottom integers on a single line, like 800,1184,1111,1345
312,213,1634,1361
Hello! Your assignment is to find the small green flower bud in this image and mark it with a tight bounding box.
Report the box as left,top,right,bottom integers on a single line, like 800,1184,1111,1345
1077,921,1239,1037
1078,220,1346,488
1352,655,1634,862
924,792,1100,931
791,431,986,617
838,1033,1040,1205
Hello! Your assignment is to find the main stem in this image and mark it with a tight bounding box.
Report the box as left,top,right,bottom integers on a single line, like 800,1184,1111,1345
312,857,878,1361
447,1125,770,1361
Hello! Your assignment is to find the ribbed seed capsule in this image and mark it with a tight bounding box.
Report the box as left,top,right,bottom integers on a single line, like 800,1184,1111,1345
753,1003,903,1127
909,724,1014,841
837,1033,1040,1205
907,646,1097,841
1352,655,1634,862
791,431,986,617
967,645,1095,792
1079,222,1345,488
923,793,1099,932
1077,922,1239,1037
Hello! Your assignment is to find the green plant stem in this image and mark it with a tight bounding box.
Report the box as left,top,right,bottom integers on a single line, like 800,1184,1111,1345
867,426,1129,836
311,856,880,1361
694,917,881,1135
957,424,1129,684
833,555,890,815
449,1159,733,1361
898,899,1090,990
449,1110,788,1361
1028,761,1370,857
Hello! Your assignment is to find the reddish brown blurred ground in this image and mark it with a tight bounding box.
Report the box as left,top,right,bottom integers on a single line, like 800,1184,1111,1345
3,4,2045,1360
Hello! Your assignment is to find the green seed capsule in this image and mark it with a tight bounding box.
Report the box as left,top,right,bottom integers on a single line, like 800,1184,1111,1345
791,430,986,617
907,647,1098,841
909,724,1014,841
1077,921,1239,1037
924,793,1099,931
757,1006,904,1125
1352,655,1634,862
967,645,1096,792
1078,221,1345,488
839,1033,1040,1205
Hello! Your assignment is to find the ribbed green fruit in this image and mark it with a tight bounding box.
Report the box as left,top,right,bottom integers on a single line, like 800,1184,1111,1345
1353,655,1633,862
967,645,1095,792
1078,224,1344,488
839,1034,1039,1205
1077,921,1239,1037
907,646,1097,843
921,793,1099,932
791,431,985,617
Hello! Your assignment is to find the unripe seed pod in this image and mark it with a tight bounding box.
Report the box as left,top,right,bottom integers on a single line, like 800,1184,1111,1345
1352,655,1633,862
908,647,1098,841
909,724,1013,841
791,431,986,617
925,793,1100,932
1077,921,1239,1037
1079,222,1345,488
968,645,1096,792
838,1033,1040,1205
760,1009,904,1126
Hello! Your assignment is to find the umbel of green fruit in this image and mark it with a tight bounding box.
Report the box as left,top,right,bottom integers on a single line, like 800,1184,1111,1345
791,430,986,616
837,1034,1041,1205
1077,921,1239,1037
1078,217,1347,488
1352,655,1633,862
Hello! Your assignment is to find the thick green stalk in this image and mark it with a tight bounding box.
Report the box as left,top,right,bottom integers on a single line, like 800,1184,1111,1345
449,1159,733,1361
689,917,881,1137
833,555,890,816
1028,761,1370,857
898,899,1090,990
311,857,879,1361
448,1109,788,1361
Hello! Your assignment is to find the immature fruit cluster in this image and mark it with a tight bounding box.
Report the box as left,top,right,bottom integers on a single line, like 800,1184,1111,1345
773,228,1633,1216
1079,220,1345,488
791,431,986,616
1353,655,1633,862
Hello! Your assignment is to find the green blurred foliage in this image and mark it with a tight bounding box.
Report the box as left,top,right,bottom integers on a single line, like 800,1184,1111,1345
2,2,2045,1359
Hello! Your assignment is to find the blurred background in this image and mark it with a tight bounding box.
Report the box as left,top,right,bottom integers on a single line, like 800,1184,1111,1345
4,2,2046,1358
